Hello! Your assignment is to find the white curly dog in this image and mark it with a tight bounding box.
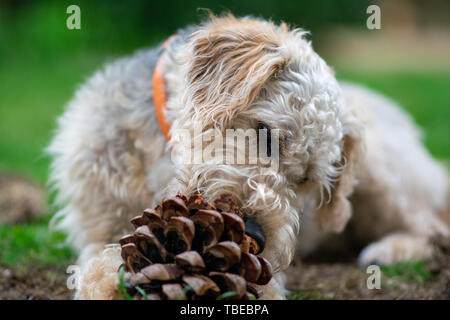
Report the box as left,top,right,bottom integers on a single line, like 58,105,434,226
48,15,449,299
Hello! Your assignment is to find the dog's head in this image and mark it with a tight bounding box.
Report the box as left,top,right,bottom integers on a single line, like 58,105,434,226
166,15,362,271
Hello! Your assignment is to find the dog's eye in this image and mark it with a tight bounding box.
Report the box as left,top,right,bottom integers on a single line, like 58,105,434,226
299,177,309,184
292,175,308,185
257,121,271,157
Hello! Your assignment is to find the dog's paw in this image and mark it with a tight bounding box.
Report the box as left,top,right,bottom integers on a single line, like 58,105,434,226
358,241,397,266
75,244,123,300
357,233,432,267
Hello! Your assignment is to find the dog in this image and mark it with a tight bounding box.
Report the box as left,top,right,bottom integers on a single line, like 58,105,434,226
48,14,449,299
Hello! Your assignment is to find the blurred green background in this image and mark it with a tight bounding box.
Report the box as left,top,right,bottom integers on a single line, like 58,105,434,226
0,0,449,268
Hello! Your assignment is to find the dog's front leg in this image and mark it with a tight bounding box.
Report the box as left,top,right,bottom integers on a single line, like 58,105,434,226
357,232,436,266
75,245,123,300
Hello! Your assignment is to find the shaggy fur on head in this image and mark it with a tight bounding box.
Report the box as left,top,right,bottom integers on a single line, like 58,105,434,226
48,14,449,299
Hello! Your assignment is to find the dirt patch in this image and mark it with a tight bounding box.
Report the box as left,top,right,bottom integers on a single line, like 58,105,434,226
0,265,73,300
285,236,450,300
0,237,448,300
285,262,448,300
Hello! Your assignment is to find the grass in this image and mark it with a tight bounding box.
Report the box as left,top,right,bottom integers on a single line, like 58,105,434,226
0,51,106,268
118,265,134,300
0,53,111,183
287,288,332,300
336,70,450,160
0,216,74,267
381,260,434,284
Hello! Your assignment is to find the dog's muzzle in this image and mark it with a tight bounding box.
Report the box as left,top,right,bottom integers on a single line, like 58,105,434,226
244,216,266,254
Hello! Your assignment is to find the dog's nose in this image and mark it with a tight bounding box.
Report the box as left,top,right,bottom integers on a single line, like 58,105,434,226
244,216,266,254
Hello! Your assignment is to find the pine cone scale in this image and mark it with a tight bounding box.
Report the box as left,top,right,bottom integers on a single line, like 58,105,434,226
119,193,273,300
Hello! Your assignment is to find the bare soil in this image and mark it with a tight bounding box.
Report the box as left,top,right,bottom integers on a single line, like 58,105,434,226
0,265,73,300
285,236,450,300
285,261,449,300
0,237,448,300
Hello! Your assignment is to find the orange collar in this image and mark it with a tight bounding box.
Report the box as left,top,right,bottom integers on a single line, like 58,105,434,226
153,35,177,142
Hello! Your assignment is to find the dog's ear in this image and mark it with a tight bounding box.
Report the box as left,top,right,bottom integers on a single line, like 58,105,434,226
315,134,362,232
185,15,287,126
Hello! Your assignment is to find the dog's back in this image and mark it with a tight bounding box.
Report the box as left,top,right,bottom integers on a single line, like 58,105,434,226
341,82,448,217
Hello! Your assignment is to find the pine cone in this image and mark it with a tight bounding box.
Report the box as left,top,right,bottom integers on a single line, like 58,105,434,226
119,193,272,300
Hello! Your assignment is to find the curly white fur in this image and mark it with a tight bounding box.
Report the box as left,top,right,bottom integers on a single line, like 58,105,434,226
48,15,448,299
